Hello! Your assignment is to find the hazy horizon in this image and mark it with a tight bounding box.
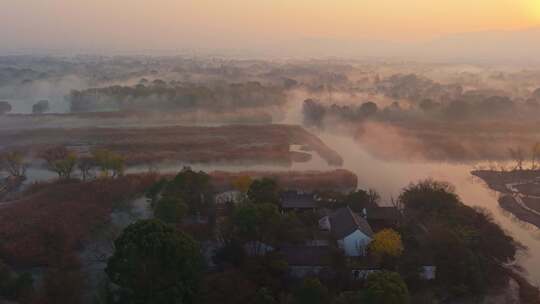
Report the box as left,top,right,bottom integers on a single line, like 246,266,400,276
1,0,540,63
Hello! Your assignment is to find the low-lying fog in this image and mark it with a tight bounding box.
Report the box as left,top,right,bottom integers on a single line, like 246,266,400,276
3,56,540,283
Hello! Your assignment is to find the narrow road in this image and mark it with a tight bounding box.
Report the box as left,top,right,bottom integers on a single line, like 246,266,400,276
506,182,540,216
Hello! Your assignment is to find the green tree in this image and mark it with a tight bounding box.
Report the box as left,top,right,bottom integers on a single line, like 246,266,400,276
231,203,281,248
154,197,188,224
105,220,204,304
398,180,518,298
399,179,459,218
212,239,246,269
162,168,213,215
344,189,379,212
247,178,279,205
293,278,329,304
362,271,410,304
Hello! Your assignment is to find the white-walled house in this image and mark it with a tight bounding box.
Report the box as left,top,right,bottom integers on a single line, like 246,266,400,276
214,190,243,205
319,207,374,257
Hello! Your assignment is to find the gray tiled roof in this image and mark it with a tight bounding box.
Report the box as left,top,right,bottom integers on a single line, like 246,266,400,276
329,207,374,239
280,191,317,209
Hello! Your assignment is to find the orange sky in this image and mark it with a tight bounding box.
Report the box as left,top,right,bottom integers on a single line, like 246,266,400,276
0,0,538,51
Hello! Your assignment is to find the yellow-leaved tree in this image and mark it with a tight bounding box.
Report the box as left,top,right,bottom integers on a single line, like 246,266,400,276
232,175,253,194
369,228,404,260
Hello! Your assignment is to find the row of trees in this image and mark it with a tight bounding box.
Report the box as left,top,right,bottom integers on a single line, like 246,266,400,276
69,81,286,113
0,147,125,181
508,143,540,171
40,146,125,180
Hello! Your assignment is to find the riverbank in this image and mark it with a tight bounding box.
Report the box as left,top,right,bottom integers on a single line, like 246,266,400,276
472,169,540,229
0,124,343,167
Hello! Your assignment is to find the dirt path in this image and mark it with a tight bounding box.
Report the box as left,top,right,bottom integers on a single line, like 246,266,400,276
506,182,540,216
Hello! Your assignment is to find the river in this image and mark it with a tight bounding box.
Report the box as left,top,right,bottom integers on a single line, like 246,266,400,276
14,122,540,284
130,129,540,284
308,131,540,285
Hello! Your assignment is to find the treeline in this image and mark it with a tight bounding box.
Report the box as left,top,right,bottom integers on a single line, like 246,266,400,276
304,74,540,127
375,74,463,104
302,93,540,128
0,146,126,182
68,80,287,113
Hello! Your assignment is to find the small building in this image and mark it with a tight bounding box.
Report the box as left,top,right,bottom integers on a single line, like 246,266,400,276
320,207,374,257
280,190,318,212
280,245,332,278
215,190,243,205
365,206,400,231
421,265,437,280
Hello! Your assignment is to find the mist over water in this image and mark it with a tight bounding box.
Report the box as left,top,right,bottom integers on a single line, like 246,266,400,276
281,97,540,284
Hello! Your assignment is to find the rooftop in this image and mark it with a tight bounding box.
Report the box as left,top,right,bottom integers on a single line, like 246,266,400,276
280,190,318,209
330,207,374,239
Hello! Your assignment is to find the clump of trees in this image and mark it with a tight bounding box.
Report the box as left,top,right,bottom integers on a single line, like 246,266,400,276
37,146,126,181
292,277,329,304
0,101,12,115
247,178,280,205
68,81,287,113
398,179,519,300
362,271,410,304
507,142,540,171
344,189,380,212
303,99,380,128
145,168,215,226
92,148,125,178
32,100,49,114
40,146,78,179
154,197,188,224
105,219,204,303
160,168,213,216
0,150,27,178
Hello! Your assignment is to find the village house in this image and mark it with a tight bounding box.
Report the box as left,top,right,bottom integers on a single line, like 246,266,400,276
214,190,243,205
319,207,374,257
364,206,400,231
280,190,318,212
